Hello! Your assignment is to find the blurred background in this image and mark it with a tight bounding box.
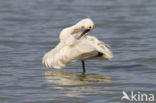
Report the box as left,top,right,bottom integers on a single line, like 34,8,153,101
0,0,156,103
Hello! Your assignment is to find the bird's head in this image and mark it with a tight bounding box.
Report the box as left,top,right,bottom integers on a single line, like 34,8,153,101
59,18,94,41
80,18,94,30
76,18,94,39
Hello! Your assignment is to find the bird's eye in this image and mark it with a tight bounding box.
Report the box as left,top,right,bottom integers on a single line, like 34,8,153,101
89,26,92,29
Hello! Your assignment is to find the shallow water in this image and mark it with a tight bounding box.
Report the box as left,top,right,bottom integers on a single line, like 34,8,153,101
0,0,156,103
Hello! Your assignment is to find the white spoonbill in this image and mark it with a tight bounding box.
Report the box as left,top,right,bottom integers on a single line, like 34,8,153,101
43,18,113,72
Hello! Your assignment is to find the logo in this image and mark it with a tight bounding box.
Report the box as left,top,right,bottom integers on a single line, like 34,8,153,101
121,91,155,102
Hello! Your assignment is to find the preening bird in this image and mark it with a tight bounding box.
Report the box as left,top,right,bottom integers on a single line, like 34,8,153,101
43,18,113,72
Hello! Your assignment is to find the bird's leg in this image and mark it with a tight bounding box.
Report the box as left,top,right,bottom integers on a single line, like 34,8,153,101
81,60,86,73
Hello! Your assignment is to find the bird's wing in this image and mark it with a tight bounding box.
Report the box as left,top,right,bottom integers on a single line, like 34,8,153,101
81,51,99,60
70,38,103,60
83,35,113,60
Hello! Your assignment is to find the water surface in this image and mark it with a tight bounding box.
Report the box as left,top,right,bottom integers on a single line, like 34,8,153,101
0,0,156,103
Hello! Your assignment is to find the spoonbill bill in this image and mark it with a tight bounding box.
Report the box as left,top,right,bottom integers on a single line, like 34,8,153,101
43,18,113,72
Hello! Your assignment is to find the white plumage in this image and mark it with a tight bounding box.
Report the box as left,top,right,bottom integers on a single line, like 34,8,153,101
43,18,113,72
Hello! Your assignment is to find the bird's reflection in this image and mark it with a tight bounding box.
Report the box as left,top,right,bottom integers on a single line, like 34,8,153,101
43,70,111,97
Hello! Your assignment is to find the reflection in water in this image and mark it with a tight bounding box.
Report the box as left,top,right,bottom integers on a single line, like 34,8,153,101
43,70,111,97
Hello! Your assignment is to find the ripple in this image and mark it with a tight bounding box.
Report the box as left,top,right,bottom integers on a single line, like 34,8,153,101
0,40,19,44
0,96,11,100
43,70,111,97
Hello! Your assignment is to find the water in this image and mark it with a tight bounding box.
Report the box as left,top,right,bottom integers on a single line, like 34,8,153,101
0,0,156,103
